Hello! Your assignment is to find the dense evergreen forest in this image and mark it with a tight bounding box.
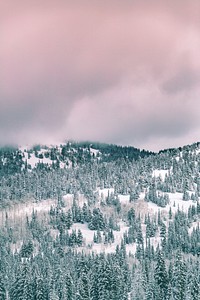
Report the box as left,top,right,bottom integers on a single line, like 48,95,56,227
0,141,199,299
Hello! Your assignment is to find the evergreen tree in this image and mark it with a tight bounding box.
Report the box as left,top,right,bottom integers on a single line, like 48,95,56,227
65,272,74,300
35,274,47,300
172,252,187,300
0,273,6,300
154,250,168,299
190,274,199,300
66,210,73,229
77,229,83,246
76,272,90,300
10,262,30,300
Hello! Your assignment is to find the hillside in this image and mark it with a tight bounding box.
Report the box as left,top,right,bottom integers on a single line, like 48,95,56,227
0,141,199,299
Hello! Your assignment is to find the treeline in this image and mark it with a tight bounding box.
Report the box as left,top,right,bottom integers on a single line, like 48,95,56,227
1,142,200,208
0,141,153,177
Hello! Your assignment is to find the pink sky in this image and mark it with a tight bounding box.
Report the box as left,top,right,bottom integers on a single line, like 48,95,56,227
1,0,200,151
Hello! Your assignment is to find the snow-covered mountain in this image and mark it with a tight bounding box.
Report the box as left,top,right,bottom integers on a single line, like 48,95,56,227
0,141,199,299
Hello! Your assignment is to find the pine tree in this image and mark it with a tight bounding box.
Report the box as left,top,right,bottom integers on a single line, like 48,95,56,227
137,221,144,244
160,222,166,237
154,250,168,299
10,262,31,300
190,272,199,300
127,208,136,225
49,287,59,300
172,252,187,300
169,207,172,219
0,273,6,300
183,190,190,201
145,280,154,300
65,272,74,300
66,210,73,229
61,277,70,300
35,274,47,300
76,272,90,300
77,229,83,246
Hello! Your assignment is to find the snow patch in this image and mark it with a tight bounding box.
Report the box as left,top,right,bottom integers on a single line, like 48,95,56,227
69,221,133,254
118,194,130,203
144,192,197,215
63,193,87,208
90,148,100,157
98,188,115,198
152,169,169,181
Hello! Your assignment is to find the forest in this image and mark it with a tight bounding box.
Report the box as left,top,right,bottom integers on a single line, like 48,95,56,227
0,141,199,299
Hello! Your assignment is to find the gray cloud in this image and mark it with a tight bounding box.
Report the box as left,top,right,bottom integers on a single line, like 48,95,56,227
65,80,200,150
0,0,200,150
162,68,200,94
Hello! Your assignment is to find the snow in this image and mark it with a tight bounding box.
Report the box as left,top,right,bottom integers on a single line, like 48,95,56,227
152,169,169,181
0,193,78,226
144,192,197,216
69,223,94,244
69,221,133,254
188,221,199,234
22,150,68,169
126,244,137,255
22,152,53,169
167,192,197,213
97,188,131,204
0,192,87,228
19,146,28,152
63,194,74,207
40,156,53,165
0,198,58,228
20,147,67,169
60,161,66,169
118,194,130,203
90,148,100,157
63,193,86,208
69,218,161,255
196,148,200,155
25,153,39,168
98,188,115,198
1,180,198,257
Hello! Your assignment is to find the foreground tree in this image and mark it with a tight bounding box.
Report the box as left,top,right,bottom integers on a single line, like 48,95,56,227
154,250,168,299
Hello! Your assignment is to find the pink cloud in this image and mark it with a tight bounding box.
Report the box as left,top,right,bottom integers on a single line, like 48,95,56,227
0,0,200,150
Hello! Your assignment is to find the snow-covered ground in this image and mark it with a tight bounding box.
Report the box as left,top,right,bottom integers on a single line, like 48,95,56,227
196,148,200,155
145,192,197,216
118,194,130,204
98,188,115,198
0,193,78,226
22,151,54,169
20,146,68,169
1,186,198,256
97,188,130,204
0,198,57,223
152,169,169,181
90,148,100,157
188,221,199,234
69,221,131,254
63,193,86,208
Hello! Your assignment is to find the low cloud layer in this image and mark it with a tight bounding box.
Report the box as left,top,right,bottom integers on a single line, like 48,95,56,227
1,0,200,151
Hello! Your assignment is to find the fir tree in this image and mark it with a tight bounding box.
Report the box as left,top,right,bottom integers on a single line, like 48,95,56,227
154,250,168,299
172,252,187,300
0,273,6,300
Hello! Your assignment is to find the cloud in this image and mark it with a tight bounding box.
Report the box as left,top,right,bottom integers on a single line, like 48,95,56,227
162,67,200,94
0,0,200,150
66,80,200,149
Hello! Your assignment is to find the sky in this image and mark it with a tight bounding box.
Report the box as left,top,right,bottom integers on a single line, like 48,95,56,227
1,0,200,151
